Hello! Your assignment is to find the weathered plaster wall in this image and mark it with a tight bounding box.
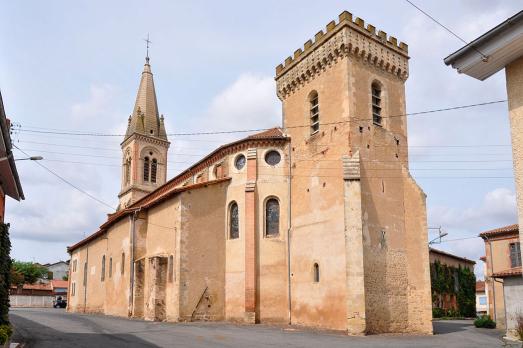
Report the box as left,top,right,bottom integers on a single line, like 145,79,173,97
256,145,290,324
144,198,181,321
283,58,350,331
502,277,523,339
104,218,131,317
506,56,523,276
179,182,227,321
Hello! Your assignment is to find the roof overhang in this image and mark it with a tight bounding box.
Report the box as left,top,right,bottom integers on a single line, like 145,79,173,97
444,10,523,81
0,92,24,201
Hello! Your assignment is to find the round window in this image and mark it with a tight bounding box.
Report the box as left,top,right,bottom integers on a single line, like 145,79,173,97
234,154,246,170
265,150,281,166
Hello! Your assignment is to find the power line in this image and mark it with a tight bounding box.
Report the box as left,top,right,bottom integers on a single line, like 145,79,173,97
14,99,506,137
403,0,489,60
14,145,116,211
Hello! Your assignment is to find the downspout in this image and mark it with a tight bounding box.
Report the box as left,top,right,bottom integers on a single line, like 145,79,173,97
128,212,136,317
286,140,292,325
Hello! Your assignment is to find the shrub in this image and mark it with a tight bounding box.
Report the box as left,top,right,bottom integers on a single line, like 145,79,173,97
516,313,523,341
433,308,445,318
0,324,12,345
474,315,496,329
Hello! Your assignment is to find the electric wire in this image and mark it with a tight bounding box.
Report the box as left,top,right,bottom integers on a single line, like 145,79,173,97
14,145,116,210
13,99,507,137
403,0,489,60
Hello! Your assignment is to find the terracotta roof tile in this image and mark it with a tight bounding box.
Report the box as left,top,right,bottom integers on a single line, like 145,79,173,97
492,266,522,278
476,281,485,292
429,247,476,265
51,280,68,289
247,127,284,139
480,224,519,238
68,127,288,253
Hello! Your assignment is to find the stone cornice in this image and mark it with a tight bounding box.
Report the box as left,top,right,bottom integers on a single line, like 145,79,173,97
121,132,171,148
275,11,409,100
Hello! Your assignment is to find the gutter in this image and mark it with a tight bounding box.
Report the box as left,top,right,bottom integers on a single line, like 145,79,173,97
444,10,523,65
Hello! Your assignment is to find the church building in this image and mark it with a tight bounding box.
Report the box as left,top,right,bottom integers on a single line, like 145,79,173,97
67,11,433,334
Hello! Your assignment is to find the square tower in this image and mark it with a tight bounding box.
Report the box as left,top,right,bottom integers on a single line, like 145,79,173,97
275,11,432,334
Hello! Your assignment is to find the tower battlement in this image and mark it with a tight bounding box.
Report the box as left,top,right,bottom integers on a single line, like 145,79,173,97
275,11,409,99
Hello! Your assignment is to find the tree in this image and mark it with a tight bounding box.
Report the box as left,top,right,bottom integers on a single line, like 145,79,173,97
11,261,48,285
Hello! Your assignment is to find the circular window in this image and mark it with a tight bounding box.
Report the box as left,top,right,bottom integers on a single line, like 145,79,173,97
234,154,246,170
265,150,281,166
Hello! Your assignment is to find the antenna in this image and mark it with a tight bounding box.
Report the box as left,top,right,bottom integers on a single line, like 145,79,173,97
428,226,448,245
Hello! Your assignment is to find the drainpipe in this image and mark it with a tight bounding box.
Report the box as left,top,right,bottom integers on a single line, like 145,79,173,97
286,141,292,325
128,212,136,317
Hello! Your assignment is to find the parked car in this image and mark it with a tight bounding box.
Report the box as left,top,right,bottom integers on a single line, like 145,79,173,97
53,296,67,308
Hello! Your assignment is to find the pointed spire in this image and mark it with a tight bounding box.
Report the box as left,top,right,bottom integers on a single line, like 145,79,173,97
124,58,168,141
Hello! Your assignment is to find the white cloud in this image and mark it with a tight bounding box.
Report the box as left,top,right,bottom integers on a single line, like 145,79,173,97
71,84,122,127
428,187,517,279
429,187,516,232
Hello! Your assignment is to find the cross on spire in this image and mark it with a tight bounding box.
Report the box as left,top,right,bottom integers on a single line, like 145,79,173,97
144,34,152,63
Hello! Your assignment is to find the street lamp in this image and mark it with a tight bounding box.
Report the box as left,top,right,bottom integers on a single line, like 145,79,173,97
15,156,43,161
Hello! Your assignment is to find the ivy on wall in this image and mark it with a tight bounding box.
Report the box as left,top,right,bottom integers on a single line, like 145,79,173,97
0,223,11,325
430,260,476,318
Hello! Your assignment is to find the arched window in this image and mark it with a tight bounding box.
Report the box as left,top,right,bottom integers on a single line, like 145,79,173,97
309,91,319,134
125,158,131,185
229,202,239,239
143,157,150,182
168,255,174,282
372,82,382,126
109,257,113,278
313,263,320,283
151,159,158,183
101,255,106,282
83,262,87,286
121,253,125,275
265,198,280,237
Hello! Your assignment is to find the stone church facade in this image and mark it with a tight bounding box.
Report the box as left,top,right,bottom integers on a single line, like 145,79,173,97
67,11,433,334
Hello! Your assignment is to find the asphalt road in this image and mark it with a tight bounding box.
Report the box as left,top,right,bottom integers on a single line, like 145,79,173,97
10,308,506,348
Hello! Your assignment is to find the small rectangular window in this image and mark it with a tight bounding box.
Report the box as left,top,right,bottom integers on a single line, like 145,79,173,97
479,296,487,305
109,257,113,278
510,242,521,268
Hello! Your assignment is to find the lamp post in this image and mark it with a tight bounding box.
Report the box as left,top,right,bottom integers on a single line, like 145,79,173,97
15,156,43,161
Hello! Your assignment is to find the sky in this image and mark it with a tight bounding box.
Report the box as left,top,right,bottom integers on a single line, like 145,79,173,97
0,1,521,279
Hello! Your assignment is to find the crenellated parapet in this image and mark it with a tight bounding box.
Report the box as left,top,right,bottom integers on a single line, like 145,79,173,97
275,11,409,99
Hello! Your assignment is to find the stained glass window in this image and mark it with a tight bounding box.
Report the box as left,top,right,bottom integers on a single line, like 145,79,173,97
265,198,279,236
265,151,281,166
235,155,246,170
229,202,239,239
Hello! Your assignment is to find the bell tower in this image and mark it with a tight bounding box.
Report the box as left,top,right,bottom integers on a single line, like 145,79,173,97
118,56,170,209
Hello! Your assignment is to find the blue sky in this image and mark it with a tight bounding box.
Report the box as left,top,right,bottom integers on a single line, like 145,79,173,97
1,1,521,278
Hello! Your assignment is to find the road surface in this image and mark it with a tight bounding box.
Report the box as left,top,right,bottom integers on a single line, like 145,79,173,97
10,308,506,348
